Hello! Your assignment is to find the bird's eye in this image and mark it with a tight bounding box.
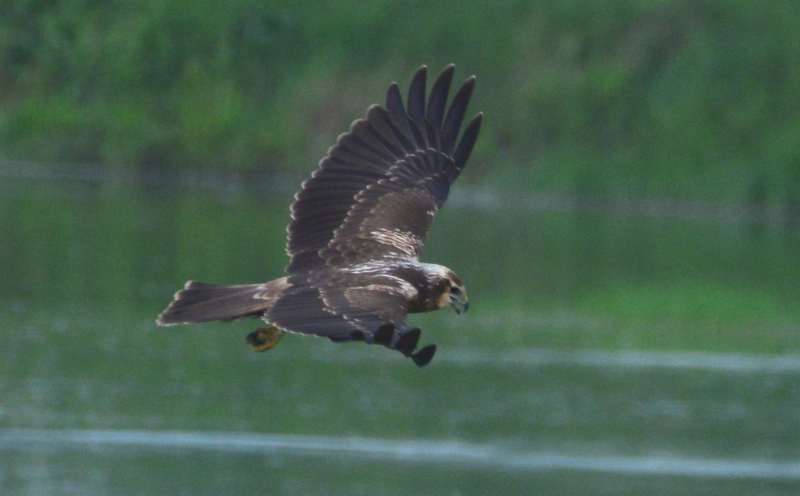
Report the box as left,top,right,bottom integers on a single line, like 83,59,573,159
451,287,461,295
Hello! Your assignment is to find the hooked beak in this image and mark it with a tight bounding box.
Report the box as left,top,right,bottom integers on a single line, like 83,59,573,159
449,292,470,315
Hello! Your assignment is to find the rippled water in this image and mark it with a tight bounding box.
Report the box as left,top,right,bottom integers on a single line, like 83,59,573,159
1,176,799,495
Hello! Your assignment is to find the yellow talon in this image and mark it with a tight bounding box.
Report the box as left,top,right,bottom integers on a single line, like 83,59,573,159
246,325,283,352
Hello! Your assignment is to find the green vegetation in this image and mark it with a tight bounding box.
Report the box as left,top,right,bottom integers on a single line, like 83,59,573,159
3,1,800,205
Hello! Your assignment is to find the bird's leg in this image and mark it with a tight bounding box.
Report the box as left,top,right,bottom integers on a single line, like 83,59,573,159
246,325,283,352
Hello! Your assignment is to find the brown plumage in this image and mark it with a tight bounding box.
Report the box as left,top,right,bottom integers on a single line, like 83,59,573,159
156,64,482,367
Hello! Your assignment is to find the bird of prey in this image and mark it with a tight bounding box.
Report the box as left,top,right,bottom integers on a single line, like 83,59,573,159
156,64,482,367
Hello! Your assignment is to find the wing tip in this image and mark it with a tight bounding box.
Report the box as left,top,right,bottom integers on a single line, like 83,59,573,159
436,63,454,76
366,103,387,117
437,64,456,81
412,344,437,367
468,112,485,128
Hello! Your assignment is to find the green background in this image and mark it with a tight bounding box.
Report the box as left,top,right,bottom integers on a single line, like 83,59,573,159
1,1,799,494
3,0,800,204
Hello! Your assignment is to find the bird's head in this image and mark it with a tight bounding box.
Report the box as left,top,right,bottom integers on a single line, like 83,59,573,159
431,267,469,314
447,274,470,314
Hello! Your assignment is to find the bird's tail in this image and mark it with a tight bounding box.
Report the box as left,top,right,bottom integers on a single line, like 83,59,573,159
156,280,274,326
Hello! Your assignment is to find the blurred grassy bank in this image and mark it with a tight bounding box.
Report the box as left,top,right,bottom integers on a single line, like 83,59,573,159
2,1,800,206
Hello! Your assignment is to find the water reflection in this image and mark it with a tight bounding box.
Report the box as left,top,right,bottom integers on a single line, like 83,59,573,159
1,177,799,495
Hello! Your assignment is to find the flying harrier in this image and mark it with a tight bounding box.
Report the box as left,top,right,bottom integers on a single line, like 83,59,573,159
157,64,482,367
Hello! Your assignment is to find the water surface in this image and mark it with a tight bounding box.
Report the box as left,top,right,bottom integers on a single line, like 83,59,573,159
1,177,798,494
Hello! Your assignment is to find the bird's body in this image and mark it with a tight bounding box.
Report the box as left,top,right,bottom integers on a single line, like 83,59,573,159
157,64,482,367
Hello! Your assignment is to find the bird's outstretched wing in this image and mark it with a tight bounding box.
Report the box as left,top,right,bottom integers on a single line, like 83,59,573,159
286,64,483,273
266,273,407,340
265,273,435,365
